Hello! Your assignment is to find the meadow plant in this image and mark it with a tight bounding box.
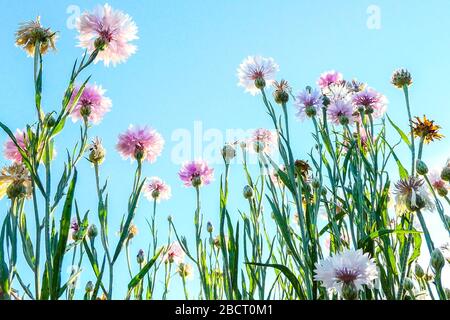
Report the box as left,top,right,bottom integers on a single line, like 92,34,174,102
0,4,449,301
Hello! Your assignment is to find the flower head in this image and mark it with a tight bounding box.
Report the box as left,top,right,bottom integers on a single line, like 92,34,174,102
76,4,138,66
394,176,434,214
295,89,323,120
352,88,387,119
177,262,194,279
411,116,444,144
162,241,185,264
87,137,106,164
317,70,343,89
3,129,28,163
327,100,354,126
69,84,112,124
116,125,164,163
15,16,57,56
272,79,291,104
178,160,214,187
237,56,279,95
391,68,413,88
144,177,171,202
251,128,277,153
314,249,378,297
0,163,32,200
429,170,449,197
127,224,138,240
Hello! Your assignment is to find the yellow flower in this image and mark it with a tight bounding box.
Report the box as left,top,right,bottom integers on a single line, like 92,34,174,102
15,16,57,56
411,115,444,144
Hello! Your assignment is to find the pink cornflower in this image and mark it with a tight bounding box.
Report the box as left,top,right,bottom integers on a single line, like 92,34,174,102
162,241,185,264
3,129,27,163
317,70,343,89
76,4,138,66
352,88,387,119
237,56,279,95
251,128,277,153
294,89,323,120
144,177,171,202
116,125,164,163
429,170,449,196
178,160,214,188
69,84,112,124
327,100,355,126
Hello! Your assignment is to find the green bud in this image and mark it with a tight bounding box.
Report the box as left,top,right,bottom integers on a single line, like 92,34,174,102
87,224,98,239
415,263,425,278
339,115,350,126
243,185,254,199
221,144,236,163
441,167,450,182
206,221,214,233
44,113,56,128
430,248,445,272
404,278,414,291
85,281,94,292
416,160,428,175
254,77,266,90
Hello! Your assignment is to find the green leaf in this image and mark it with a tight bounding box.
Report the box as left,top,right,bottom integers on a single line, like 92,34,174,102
127,248,163,292
51,170,78,299
387,115,411,148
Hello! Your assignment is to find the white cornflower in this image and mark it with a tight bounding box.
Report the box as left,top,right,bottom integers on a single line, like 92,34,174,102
314,249,378,298
237,56,279,95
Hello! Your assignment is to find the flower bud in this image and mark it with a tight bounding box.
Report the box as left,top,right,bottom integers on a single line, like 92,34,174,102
416,160,428,175
430,248,445,272
136,249,145,264
311,178,320,189
441,167,450,182
437,187,448,197
404,278,414,291
85,281,94,293
206,221,214,233
243,185,254,199
415,263,425,278
167,215,173,222
342,282,358,300
391,68,413,88
221,144,236,163
88,224,98,239
44,113,56,128
273,90,289,104
240,140,247,149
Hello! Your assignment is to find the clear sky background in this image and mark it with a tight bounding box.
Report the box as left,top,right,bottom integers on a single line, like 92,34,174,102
0,0,449,299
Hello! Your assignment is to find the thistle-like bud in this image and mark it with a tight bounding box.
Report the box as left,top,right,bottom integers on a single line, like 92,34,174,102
88,137,106,165
221,144,236,163
416,160,428,175
44,113,56,128
243,185,254,199
391,68,413,89
206,221,214,233
441,167,450,182
6,181,27,199
341,282,358,300
85,281,94,293
87,224,98,239
311,178,320,189
404,278,414,291
136,249,145,264
430,248,445,272
414,263,425,278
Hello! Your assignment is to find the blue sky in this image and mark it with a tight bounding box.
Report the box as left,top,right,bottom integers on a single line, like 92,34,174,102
0,0,449,298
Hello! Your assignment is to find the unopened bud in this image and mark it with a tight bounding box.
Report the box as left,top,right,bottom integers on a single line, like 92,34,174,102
415,263,425,278
206,221,214,233
88,224,98,239
416,160,428,175
431,248,445,272
441,167,450,182
221,144,236,163
404,278,414,291
85,281,94,292
243,185,254,199
136,249,145,264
